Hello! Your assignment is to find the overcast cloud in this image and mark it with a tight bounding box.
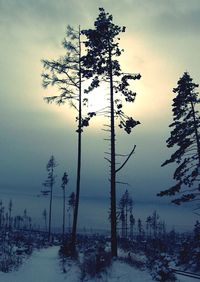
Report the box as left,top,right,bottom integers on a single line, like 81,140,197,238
0,0,200,231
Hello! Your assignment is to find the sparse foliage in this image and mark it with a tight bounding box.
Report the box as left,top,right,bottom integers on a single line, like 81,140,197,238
42,25,93,255
82,7,140,257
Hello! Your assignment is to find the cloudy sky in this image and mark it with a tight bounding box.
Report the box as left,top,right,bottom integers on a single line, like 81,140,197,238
0,0,200,232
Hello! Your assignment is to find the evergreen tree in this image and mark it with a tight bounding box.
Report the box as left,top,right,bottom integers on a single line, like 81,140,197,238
118,189,133,238
146,216,152,238
194,220,200,242
68,192,76,233
8,199,12,231
42,155,57,241
82,8,140,257
23,209,27,229
151,211,159,238
158,72,200,205
42,209,47,232
61,172,69,244
137,218,142,240
129,213,135,239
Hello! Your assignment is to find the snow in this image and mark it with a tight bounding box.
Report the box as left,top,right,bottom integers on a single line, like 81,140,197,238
0,246,197,282
99,260,153,282
0,246,79,282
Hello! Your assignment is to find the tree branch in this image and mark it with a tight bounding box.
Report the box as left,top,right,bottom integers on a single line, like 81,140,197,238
104,157,111,163
116,181,130,186
115,145,136,173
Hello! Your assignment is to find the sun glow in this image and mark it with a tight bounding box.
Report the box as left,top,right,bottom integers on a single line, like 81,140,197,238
43,33,175,130
85,85,110,113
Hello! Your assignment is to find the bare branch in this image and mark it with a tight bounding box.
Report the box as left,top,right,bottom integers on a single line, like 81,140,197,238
116,181,130,186
104,157,111,163
115,145,136,173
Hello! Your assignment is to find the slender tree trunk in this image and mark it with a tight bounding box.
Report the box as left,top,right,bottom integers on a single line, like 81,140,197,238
62,187,66,244
125,205,128,238
71,26,82,254
48,169,53,242
108,46,117,257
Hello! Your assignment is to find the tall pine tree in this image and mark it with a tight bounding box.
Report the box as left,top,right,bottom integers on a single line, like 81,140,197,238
82,8,140,257
158,72,200,204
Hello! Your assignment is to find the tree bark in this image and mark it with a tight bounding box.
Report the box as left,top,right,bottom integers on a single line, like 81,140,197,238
71,26,82,254
108,45,117,257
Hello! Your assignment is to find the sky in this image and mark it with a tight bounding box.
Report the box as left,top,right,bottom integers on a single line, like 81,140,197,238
0,0,200,232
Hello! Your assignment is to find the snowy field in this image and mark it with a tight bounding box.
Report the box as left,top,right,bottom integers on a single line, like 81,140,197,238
0,246,197,282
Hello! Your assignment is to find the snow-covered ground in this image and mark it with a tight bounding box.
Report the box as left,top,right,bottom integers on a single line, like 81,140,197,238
0,246,197,282
0,246,77,282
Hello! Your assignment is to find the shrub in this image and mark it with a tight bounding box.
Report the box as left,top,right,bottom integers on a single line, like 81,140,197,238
148,253,176,282
80,244,111,280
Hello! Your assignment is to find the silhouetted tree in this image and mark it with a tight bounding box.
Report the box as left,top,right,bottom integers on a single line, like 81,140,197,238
68,192,76,233
118,189,133,238
137,218,143,240
61,172,69,243
129,213,135,239
28,216,32,230
42,155,57,241
82,8,140,257
8,199,12,231
158,72,200,205
42,26,92,255
151,211,159,238
194,220,200,242
42,209,47,232
146,216,152,238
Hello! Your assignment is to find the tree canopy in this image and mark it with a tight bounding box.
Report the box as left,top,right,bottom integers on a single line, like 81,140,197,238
158,72,200,205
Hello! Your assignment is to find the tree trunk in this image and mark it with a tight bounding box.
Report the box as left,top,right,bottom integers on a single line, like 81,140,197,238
62,187,66,244
71,26,82,254
108,46,117,257
48,180,53,242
